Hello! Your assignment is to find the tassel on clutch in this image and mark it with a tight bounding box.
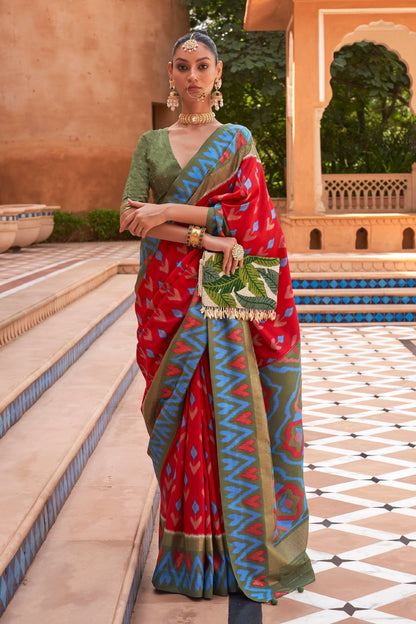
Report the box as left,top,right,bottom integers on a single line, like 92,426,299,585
198,251,280,321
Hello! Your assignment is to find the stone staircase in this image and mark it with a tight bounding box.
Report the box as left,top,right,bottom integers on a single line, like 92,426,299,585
1,249,416,623
290,253,416,324
0,259,158,623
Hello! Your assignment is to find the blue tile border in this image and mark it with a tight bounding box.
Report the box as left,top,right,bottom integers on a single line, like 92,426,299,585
0,359,138,617
122,488,160,624
292,277,416,290
0,293,135,439
295,294,416,306
299,311,416,324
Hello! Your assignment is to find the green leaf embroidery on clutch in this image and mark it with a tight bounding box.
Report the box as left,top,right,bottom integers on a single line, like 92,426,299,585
198,251,280,320
257,267,279,296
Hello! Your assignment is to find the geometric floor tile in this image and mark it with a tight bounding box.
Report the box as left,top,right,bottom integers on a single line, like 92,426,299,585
302,324,416,624
365,548,416,575
309,567,396,601
308,528,379,555
378,594,416,619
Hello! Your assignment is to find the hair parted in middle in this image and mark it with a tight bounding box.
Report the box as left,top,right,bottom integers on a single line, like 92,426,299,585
172,30,219,64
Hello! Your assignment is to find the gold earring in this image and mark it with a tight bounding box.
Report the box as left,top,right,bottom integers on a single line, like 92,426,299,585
211,78,224,111
167,79,179,111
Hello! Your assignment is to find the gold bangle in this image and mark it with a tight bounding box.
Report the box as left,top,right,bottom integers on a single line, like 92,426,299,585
185,224,193,246
198,227,206,249
188,226,201,247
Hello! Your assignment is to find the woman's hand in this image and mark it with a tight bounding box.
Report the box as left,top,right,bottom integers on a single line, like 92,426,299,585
119,200,168,237
202,233,244,276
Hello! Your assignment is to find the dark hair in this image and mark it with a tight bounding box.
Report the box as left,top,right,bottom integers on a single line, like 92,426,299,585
172,30,218,63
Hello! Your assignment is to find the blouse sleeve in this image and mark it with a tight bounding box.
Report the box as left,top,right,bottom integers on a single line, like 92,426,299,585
120,133,150,213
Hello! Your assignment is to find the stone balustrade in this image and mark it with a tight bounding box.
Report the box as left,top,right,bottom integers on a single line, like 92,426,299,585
0,205,59,253
322,163,416,213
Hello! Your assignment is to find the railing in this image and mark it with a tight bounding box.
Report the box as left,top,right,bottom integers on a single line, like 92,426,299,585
322,164,416,213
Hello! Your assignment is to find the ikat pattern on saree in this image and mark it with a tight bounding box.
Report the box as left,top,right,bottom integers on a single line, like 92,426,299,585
133,124,314,601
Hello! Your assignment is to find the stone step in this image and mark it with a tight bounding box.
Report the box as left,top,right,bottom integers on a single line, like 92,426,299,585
0,308,138,616
288,252,416,274
0,274,136,438
0,375,158,624
292,273,416,290
0,259,121,347
295,288,416,306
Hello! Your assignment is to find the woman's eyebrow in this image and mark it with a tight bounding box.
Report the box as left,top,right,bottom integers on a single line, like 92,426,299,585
174,57,211,62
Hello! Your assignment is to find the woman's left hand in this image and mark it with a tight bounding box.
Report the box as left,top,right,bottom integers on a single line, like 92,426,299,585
119,199,168,237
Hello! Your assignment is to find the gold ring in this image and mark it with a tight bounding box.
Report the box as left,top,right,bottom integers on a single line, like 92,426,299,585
231,244,244,261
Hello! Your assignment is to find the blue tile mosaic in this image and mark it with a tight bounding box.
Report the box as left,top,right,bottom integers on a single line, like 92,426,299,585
293,277,416,290
295,293,416,306
298,311,416,324
0,361,138,617
0,293,135,440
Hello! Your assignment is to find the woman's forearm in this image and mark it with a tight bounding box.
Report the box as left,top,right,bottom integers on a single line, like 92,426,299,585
145,224,241,276
147,223,189,244
164,203,209,226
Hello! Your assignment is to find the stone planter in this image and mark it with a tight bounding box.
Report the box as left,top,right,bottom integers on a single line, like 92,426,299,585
0,207,23,253
35,205,60,243
1,204,45,248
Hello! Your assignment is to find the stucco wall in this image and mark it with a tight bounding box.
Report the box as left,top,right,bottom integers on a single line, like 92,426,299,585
0,0,189,212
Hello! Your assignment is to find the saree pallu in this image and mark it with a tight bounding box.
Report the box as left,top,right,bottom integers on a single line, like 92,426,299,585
135,124,314,603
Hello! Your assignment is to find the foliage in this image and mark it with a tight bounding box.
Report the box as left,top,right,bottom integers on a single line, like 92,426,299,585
47,211,88,243
185,0,287,195
87,209,133,241
46,209,134,243
321,42,416,173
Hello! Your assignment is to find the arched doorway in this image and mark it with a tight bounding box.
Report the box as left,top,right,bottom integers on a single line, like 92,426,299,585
317,20,416,214
403,227,415,249
320,40,416,213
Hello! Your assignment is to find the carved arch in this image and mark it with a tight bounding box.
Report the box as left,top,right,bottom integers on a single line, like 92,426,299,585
327,21,416,114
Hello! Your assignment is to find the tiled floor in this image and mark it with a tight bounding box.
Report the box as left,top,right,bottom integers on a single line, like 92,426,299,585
0,241,139,291
1,243,416,623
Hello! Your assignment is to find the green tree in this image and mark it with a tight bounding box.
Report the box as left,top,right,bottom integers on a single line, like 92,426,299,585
186,0,287,195
321,41,416,173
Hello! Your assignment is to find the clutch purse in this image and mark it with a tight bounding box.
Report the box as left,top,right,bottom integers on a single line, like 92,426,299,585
198,251,280,321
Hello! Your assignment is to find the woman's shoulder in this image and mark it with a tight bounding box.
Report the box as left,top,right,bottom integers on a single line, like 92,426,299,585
136,128,166,142
222,123,253,142
133,128,167,152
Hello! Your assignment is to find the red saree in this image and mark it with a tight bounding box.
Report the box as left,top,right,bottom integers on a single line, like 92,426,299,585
130,124,314,602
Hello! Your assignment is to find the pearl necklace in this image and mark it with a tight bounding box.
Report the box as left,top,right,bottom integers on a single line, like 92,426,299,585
178,111,216,126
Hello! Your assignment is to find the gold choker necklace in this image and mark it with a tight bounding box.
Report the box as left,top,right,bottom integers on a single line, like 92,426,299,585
178,112,216,126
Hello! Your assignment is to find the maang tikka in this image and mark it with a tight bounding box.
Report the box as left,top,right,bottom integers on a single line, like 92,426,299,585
212,78,224,111
167,78,179,111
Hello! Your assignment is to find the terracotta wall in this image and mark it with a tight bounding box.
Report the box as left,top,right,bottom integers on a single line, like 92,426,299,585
0,0,189,212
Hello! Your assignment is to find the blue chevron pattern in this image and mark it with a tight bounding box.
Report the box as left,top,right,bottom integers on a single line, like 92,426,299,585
171,125,251,205
207,322,313,602
147,301,208,478
152,548,238,598
207,318,276,602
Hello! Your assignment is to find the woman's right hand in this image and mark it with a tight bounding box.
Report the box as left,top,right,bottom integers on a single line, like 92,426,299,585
202,233,244,276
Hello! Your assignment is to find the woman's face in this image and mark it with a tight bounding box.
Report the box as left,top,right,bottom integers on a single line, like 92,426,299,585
168,42,222,107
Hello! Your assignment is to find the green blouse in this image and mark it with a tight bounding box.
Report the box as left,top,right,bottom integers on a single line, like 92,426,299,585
121,129,182,209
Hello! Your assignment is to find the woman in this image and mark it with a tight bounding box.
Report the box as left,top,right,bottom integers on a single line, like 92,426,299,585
120,30,314,604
